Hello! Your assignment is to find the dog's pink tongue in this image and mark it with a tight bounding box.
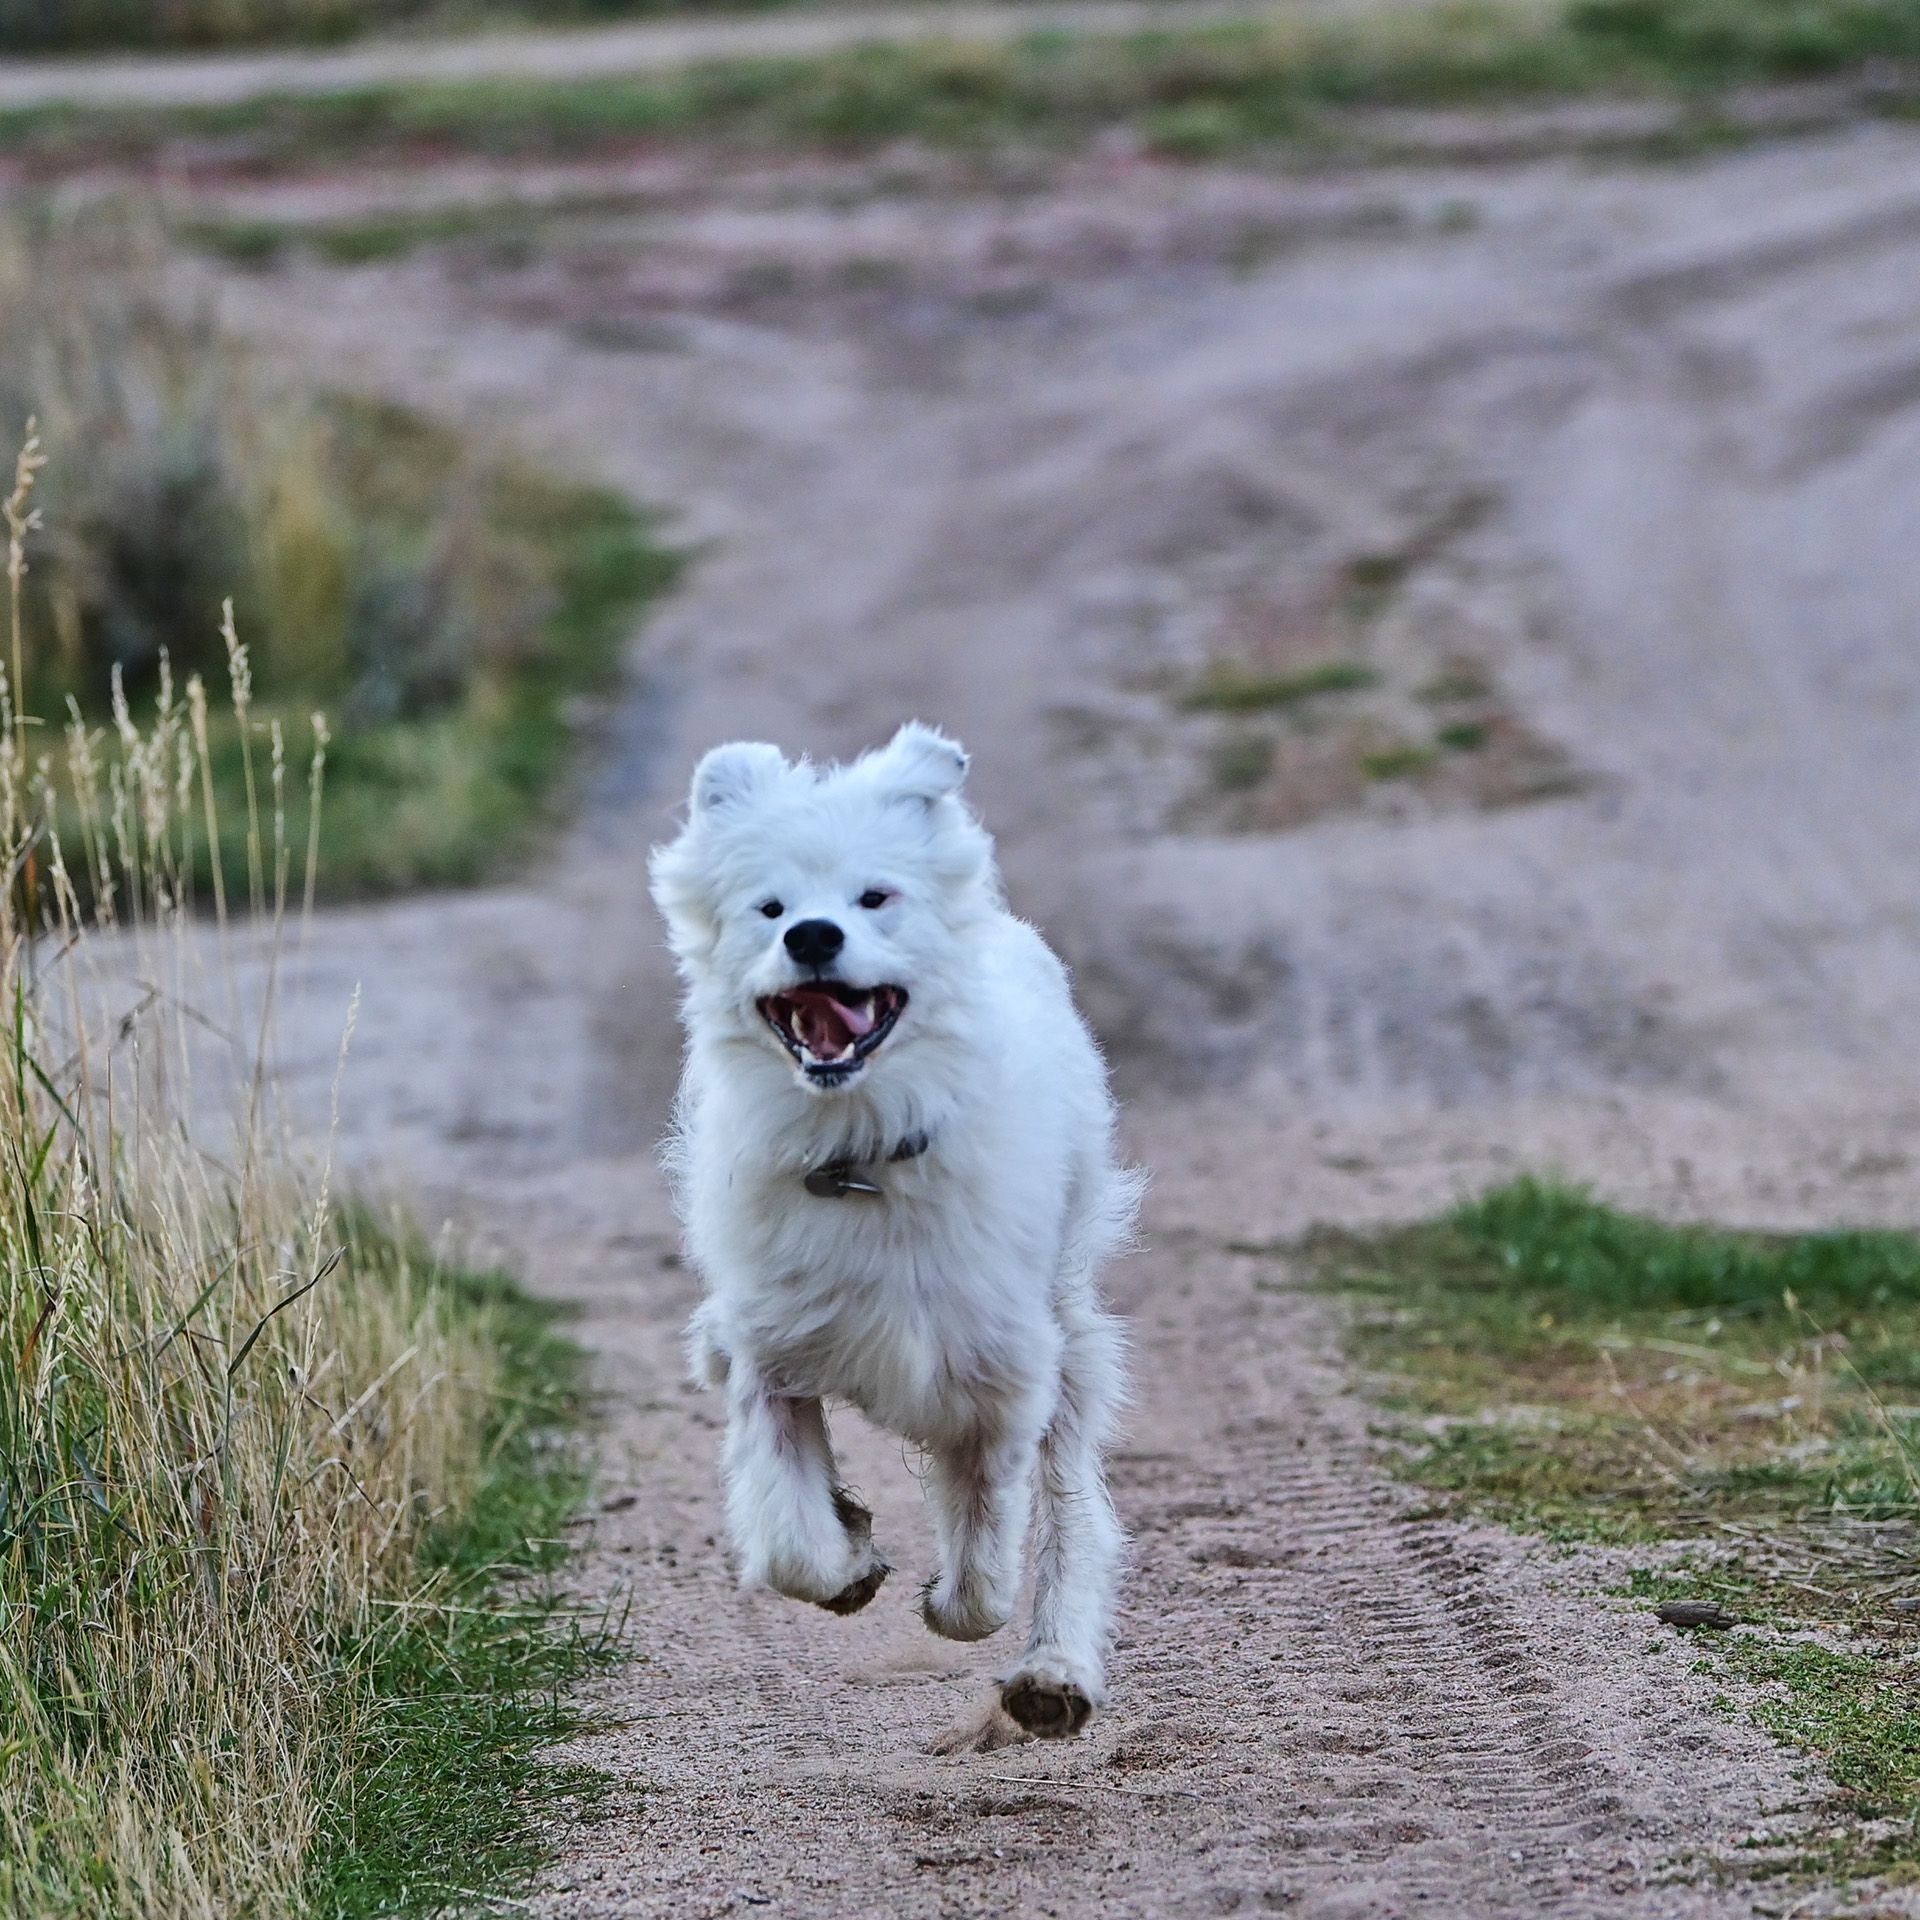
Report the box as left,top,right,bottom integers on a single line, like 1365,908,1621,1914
792,989,873,1057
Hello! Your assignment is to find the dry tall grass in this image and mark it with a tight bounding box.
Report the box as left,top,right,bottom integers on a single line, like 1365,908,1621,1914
1,206,472,730
0,424,561,1914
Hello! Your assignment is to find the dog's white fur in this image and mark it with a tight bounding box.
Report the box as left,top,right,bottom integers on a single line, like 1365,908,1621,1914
650,722,1138,1738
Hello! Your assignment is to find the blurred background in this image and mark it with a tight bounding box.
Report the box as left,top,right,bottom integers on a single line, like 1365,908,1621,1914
7,0,1920,1363
1,0,1915,1133
8,2,1920,1912
0,0,1916,1216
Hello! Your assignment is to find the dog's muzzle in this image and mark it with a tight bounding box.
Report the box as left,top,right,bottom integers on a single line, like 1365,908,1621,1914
759,981,908,1083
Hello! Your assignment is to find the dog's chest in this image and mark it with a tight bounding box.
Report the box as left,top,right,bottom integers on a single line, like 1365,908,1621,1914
732,1175,1043,1437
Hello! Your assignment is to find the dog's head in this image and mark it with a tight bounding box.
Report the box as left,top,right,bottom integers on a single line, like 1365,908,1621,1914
650,722,997,1092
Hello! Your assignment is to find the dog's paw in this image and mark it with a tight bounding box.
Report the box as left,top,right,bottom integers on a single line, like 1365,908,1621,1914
924,1694,1031,1756
919,1574,1011,1644
818,1553,890,1616
812,1488,886,1613
1000,1659,1100,1740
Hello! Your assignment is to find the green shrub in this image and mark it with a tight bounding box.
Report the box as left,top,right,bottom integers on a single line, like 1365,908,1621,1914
3,205,675,897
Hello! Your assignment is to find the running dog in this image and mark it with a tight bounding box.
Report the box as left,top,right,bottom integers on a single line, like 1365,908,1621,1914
649,722,1138,1737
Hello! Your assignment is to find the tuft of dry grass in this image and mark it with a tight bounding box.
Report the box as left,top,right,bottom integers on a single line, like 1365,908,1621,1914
0,438,604,1916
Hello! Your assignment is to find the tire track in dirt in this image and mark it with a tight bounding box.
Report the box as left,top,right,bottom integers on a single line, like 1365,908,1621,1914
1082,1238,1768,1920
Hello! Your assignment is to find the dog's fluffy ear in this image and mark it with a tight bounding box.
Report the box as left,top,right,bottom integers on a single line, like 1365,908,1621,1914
689,740,787,818
652,743,787,966
868,722,969,805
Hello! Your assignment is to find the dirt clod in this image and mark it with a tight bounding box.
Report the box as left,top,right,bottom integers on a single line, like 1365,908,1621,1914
1655,1602,1741,1631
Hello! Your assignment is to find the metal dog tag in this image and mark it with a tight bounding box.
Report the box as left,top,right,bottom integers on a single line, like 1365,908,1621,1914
804,1162,881,1199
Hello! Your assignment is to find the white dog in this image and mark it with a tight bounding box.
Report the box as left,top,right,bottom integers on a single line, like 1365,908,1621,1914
649,722,1138,1738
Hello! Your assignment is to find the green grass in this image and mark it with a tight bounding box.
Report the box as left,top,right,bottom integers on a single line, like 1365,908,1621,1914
4,0,1919,169
1723,1636,1920,1858
72,401,679,900
1209,729,1275,791
0,0,1077,56
305,1239,619,1920
1361,741,1440,779
1300,1177,1920,1879
1448,1175,1920,1316
182,193,644,268
185,207,531,268
1420,663,1498,704
232,434,678,898
1183,659,1378,714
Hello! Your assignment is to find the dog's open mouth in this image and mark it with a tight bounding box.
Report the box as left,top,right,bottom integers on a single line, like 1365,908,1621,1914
758,983,907,1080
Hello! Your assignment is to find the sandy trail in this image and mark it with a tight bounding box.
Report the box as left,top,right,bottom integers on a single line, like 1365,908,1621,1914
188,124,1920,1914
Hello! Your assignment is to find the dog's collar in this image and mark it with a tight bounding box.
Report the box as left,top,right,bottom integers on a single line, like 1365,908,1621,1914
803,1130,931,1200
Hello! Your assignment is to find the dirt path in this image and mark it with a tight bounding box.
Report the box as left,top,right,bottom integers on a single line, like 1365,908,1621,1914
192,124,1920,1914
0,0,1460,112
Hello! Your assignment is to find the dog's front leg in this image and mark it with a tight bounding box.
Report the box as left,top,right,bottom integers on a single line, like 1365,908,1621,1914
918,1413,1044,1645
723,1369,889,1614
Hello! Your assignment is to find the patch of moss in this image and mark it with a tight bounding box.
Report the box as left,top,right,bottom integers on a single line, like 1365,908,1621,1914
1183,659,1377,714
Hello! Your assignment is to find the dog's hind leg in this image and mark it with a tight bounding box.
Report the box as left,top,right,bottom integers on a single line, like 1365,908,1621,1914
919,1407,1046,1645
1001,1296,1127,1738
723,1368,888,1614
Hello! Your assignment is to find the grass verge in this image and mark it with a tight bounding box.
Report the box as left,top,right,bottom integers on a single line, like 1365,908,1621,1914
190,403,681,898
5,0,1920,169
1297,1177,1920,1880
305,1230,619,1920
1181,658,1377,713
0,435,621,1918
181,195,635,268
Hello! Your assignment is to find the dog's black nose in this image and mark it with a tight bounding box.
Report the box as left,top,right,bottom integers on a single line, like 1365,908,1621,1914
784,918,845,968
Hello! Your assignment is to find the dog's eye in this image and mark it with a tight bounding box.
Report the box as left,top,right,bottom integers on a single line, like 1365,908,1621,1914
758,899,784,920
858,889,892,910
